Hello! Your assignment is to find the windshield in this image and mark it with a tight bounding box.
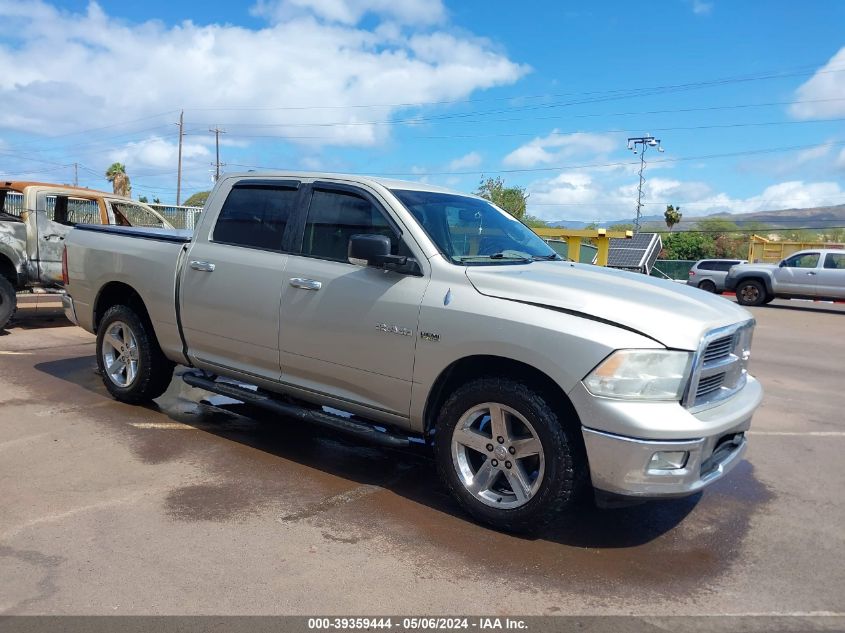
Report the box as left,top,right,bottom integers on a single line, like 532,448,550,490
391,189,558,265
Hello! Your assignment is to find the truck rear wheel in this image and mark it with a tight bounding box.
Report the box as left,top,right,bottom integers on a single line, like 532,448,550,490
433,377,583,533
96,305,174,403
736,279,767,306
0,276,17,330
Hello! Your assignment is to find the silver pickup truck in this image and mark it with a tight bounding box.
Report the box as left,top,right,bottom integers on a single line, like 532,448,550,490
62,172,763,531
725,249,845,306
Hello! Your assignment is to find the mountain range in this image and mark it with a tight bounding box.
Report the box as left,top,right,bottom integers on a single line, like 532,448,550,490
547,204,845,231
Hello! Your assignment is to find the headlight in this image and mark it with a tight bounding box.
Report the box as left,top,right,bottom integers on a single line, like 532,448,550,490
583,350,692,401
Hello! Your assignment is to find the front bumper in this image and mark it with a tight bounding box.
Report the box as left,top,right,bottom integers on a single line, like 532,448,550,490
62,294,79,326
573,376,762,498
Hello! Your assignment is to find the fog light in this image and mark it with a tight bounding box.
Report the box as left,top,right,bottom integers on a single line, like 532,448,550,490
649,451,688,470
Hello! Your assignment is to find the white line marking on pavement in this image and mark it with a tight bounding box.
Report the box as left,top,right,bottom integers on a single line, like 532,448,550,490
0,351,31,355
748,431,845,436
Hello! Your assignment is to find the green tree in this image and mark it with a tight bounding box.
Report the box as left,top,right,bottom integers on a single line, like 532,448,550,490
183,191,211,208
105,162,131,197
664,204,682,231
661,231,716,260
138,195,148,203
608,222,634,232
522,214,549,228
475,176,528,220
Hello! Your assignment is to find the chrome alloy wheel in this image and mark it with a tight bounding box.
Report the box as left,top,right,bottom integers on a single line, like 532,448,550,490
101,320,139,388
450,402,545,509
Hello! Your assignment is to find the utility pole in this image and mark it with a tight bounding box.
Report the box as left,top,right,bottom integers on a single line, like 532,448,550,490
176,110,184,206
626,135,664,233
73,162,78,187
209,126,226,182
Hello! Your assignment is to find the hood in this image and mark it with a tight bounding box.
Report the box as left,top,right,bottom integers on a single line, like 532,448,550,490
465,261,753,350
730,262,777,274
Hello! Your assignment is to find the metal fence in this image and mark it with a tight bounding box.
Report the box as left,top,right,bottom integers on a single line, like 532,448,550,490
2,192,101,223
650,259,696,280
1,193,202,230
148,204,203,230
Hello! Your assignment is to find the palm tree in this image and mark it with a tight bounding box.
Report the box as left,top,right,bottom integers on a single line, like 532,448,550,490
105,163,131,197
664,204,682,231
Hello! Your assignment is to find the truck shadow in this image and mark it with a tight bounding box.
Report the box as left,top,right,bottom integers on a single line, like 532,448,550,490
2,310,74,335
755,302,845,316
34,354,772,591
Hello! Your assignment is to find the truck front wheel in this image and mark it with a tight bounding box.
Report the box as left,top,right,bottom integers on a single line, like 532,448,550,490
96,305,174,403
0,276,16,330
736,279,768,306
433,378,584,533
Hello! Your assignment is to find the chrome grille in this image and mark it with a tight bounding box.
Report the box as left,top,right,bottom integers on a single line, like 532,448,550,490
696,372,725,397
703,335,734,363
684,321,754,410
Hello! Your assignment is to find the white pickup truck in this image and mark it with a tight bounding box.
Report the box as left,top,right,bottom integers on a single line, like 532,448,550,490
62,172,763,531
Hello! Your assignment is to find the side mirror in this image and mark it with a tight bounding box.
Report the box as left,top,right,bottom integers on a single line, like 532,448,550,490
348,234,407,267
778,260,786,268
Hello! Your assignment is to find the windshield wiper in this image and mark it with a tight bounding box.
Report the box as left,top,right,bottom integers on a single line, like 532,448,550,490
532,253,561,261
457,253,532,263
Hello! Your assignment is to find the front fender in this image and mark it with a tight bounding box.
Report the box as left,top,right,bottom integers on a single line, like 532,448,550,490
727,272,774,295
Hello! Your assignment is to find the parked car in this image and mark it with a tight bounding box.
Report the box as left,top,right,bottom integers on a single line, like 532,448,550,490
687,258,748,293
62,172,763,532
0,181,172,329
725,249,845,306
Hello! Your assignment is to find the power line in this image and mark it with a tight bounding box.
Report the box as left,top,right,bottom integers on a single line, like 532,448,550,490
225,139,845,177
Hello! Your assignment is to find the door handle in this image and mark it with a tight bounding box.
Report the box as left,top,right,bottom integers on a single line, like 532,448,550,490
289,277,322,291
806,271,816,276
189,260,216,272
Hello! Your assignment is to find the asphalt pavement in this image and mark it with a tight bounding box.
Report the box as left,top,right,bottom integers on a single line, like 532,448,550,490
0,298,843,619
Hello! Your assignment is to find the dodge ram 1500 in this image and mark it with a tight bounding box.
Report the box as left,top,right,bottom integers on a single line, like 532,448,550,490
62,172,763,531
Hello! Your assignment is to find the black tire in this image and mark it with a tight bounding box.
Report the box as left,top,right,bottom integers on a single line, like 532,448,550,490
96,304,174,403
433,377,584,533
698,279,717,293
763,296,775,305
0,276,17,330
735,279,767,306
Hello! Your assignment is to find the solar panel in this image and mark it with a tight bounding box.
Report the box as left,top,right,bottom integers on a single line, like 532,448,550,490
606,233,662,274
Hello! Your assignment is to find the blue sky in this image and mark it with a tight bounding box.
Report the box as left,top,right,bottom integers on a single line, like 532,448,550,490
1,0,844,221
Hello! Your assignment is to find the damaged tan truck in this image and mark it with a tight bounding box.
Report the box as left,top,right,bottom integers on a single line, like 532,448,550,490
0,181,172,329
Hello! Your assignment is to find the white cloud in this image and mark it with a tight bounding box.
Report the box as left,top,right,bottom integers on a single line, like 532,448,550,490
0,1,527,150
691,0,713,15
250,0,445,26
447,151,482,171
110,136,210,170
790,46,845,118
527,167,845,222
502,131,617,168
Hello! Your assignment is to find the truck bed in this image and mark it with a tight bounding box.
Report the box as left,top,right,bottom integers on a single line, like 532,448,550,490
65,224,191,363
75,224,193,243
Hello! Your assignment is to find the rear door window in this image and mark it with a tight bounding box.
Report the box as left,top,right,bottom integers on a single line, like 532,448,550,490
823,253,845,269
714,261,740,272
697,261,716,270
212,185,298,251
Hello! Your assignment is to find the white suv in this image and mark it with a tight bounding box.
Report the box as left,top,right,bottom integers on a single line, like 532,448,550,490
687,258,747,293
